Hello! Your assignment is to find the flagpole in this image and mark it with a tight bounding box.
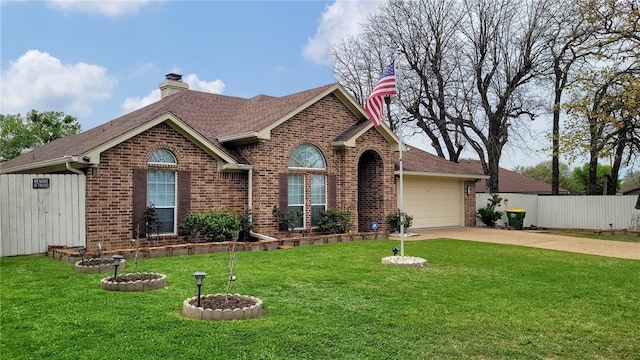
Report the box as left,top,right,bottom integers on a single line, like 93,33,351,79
385,95,404,258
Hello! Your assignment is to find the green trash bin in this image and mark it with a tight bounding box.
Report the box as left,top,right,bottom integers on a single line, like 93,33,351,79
505,209,526,230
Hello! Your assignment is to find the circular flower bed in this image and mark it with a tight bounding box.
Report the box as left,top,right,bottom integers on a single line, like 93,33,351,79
381,255,428,267
182,294,265,321
100,272,167,291
75,258,126,274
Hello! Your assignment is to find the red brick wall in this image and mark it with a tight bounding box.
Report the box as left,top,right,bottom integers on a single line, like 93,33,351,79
85,123,247,252
464,180,478,226
238,94,396,235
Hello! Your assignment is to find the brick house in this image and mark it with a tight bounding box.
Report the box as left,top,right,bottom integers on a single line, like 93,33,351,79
1,74,485,253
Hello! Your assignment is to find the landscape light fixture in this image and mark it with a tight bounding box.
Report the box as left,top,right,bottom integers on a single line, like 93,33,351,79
392,247,399,256
112,254,124,280
193,271,207,307
78,247,86,265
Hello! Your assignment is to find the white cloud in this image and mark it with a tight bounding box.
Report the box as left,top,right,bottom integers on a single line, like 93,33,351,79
121,73,225,114
183,74,225,94
121,89,161,114
45,0,163,17
303,0,380,66
0,50,116,117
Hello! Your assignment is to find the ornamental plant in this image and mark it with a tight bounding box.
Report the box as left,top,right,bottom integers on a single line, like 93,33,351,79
387,210,414,233
178,209,241,242
272,205,302,234
476,194,504,228
317,207,352,234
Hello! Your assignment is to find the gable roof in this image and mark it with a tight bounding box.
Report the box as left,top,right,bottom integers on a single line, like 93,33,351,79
458,159,569,194
1,82,401,173
398,146,487,180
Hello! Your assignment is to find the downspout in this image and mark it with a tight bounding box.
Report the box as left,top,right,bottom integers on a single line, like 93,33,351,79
246,167,278,241
65,161,83,175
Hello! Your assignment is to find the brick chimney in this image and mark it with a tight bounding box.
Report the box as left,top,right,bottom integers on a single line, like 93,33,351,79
159,73,188,98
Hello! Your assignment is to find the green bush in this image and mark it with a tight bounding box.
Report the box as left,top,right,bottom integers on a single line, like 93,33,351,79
476,194,504,227
272,205,301,232
386,211,413,232
178,209,241,242
317,207,352,234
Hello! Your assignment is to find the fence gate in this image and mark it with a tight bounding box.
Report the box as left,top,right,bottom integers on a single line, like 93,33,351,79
0,174,86,257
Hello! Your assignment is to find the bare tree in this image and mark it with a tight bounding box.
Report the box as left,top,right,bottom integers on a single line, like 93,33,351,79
454,0,551,192
332,0,554,192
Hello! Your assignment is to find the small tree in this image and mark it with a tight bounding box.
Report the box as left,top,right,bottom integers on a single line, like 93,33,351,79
143,205,162,243
476,194,504,227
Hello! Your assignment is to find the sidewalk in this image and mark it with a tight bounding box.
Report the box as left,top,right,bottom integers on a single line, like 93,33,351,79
389,227,640,260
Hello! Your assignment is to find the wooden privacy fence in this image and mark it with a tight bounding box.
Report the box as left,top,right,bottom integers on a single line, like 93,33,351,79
476,193,639,230
0,174,86,257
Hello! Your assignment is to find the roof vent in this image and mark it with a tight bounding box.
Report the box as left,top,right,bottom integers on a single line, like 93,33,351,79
159,73,188,99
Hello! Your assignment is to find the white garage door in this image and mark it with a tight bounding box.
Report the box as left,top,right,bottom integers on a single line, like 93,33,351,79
400,176,462,228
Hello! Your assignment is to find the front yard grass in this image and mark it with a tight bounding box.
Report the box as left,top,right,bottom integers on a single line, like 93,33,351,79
1,239,638,359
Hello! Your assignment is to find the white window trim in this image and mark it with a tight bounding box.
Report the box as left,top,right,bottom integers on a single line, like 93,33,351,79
147,169,178,235
288,173,306,230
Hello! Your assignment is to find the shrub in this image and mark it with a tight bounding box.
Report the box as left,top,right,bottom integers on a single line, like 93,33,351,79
476,194,504,227
178,209,240,242
272,205,302,233
317,207,352,234
238,209,254,241
387,210,414,233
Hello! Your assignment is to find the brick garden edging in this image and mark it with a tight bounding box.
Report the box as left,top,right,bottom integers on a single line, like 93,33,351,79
182,294,264,321
75,258,126,273
48,232,388,264
100,272,167,291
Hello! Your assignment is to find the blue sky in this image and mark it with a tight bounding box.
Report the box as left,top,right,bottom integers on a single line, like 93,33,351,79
1,0,379,130
0,0,587,171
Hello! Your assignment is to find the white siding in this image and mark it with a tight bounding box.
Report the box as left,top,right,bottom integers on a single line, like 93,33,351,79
476,193,638,230
0,174,86,256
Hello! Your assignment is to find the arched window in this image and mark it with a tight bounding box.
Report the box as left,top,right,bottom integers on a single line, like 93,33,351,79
288,144,325,169
148,149,176,165
287,144,326,229
147,149,176,233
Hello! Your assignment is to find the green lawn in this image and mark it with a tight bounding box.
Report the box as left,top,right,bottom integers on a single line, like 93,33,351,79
1,239,639,359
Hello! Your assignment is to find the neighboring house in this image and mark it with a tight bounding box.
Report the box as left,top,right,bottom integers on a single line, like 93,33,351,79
1,74,485,253
459,159,570,194
620,186,640,196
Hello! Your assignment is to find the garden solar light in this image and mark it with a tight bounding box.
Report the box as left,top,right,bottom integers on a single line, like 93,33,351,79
78,247,86,265
193,271,207,307
130,238,136,247
392,247,399,256
112,255,124,280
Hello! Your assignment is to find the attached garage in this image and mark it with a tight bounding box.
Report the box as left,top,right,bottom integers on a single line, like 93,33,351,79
402,175,463,228
396,146,488,229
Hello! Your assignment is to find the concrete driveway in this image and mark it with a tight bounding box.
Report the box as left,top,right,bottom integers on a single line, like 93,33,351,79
390,227,640,260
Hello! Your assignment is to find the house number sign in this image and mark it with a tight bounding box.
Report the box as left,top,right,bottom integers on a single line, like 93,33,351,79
32,178,50,189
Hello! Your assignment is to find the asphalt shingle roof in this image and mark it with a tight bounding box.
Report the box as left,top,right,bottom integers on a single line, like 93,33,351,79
1,84,336,170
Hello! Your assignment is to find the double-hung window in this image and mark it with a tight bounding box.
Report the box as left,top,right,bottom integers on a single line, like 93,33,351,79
147,149,177,234
288,144,326,229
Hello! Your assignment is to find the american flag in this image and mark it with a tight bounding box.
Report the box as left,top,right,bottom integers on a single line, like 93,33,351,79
365,61,397,127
